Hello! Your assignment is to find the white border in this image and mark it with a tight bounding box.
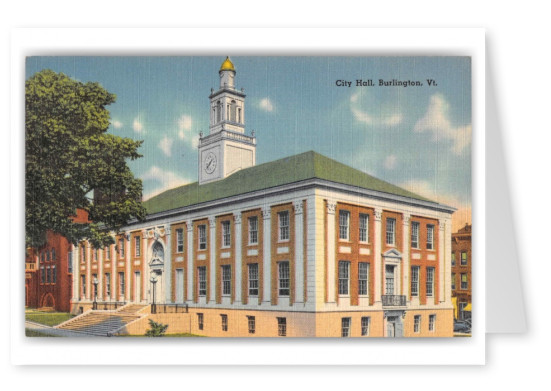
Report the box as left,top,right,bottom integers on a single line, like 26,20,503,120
10,28,485,365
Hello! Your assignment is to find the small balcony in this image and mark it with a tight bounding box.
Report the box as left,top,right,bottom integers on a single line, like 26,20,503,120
382,295,407,307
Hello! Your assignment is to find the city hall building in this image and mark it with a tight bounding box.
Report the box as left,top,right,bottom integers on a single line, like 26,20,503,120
68,58,456,337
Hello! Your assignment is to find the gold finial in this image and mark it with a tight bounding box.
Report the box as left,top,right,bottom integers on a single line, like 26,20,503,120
220,56,235,72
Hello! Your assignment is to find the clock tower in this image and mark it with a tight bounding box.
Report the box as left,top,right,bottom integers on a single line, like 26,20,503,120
198,57,257,185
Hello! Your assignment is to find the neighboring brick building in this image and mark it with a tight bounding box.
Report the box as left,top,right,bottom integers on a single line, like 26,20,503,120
68,58,456,337
25,209,88,312
451,223,472,320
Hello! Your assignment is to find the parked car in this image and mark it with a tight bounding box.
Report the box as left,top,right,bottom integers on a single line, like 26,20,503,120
454,319,471,333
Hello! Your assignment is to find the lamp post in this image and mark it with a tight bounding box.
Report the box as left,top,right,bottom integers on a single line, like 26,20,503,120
92,277,99,310
150,275,157,314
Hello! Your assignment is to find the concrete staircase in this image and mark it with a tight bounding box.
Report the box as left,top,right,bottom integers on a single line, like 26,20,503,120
56,304,149,336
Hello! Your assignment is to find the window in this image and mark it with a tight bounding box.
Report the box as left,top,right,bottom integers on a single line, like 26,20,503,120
361,316,370,336
52,248,56,260
67,251,73,274
92,274,98,297
411,266,420,296
339,210,350,240
461,273,468,290
81,275,86,296
119,238,125,258
247,316,255,334
278,262,290,296
461,251,468,266
277,317,287,337
451,272,456,290
135,236,141,257
47,250,50,262
40,266,45,283
359,213,369,242
222,221,231,247
341,317,351,337
105,245,110,260
198,267,207,296
176,228,184,253
105,273,111,297
426,267,434,297
338,261,350,296
426,224,434,250
411,221,420,248
386,218,396,246
93,248,98,261
459,302,468,320
429,314,436,331
40,252,44,263
385,265,395,295
248,263,259,296
221,265,231,296
197,313,204,330
358,262,369,296
198,225,207,250
278,211,289,241
414,315,421,333
118,272,125,297
248,217,258,245
81,246,85,264
46,266,51,283
52,265,57,283
451,252,456,266
221,314,228,331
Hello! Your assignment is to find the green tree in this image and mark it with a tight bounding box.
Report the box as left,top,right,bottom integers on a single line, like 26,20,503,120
26,69,146,248
144,319,168,337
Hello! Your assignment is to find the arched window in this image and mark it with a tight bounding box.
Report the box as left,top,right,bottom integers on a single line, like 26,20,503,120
238,107,242,123
216,101,222,123
230,100,237,122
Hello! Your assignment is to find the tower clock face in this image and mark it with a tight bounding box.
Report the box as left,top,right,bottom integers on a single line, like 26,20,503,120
204,152,217,174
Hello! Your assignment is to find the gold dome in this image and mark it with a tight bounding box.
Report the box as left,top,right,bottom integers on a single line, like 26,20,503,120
219,56,235,72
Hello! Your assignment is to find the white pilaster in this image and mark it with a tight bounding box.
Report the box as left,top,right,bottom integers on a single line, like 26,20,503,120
262,207,271,304
141,231,148,303
125,233,131,301
111,240,116,301
209,216,217,304
234,213,242,304
72,243,78,302
165,226,172,304
402,214,410,299
374,209,383,304
326,201,337,304
186,221,194,302
98,245,104,301
294,200,304,304
439,219,446,303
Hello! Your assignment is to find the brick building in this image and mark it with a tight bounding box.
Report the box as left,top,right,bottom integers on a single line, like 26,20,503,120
68,58,456,337
451,223,472,320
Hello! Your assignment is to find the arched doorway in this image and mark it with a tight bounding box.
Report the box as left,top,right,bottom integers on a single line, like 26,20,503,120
148,240,165,305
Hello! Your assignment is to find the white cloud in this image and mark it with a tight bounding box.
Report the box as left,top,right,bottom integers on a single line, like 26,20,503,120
141,166,192,200
384,154,397,170
350,92,402,126
178,115,192,131
112,120,123,129
158,135,174,157
258,98,274,112
177,115,199,149
133,117,144,133
414,93,472,156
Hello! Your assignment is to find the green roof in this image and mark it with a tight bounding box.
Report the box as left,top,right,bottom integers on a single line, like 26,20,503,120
142,151,430,215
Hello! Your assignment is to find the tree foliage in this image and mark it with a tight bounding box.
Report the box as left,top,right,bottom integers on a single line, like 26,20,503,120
26,69,146,248
144,319,168,337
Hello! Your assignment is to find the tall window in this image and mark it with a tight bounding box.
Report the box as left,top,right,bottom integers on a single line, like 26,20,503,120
429,314,436,331
248,217,258,245
81,275,86,296
40,266,45,283
461,251,468,266
426,267,434,297
451,252,456,266
341,317,351,337
52,265,57,283
198,225,207,250
118,272,125,297
277,317,287,337
338,261,350,295
426,224,434,250
176,228,184,253
359,214,369,242
198,267,207,296
47,250,50,262
92,274,98,297
221,314,228,331
339,210,350,240
385,265,395,295
414,315,421,333
278,211,289,241
135,236,141,257
40,253,44,263
247,316,255,334
67,251,73,274
119,238,125,258
361,316,370,336
105,273,111,297
106,245,110,260
411,266,420,296
278,261,290,296
358,262,369,296
451,272,456,290
221,265,231,296
248,263,259,296
222,221,231,247
197,313,204,330
81,246,85,264
411,221,420,248
46,266,51,283
52,248,56,260
386,218,396,246
461,273,468,290
93,248,98,261
459,302,468,320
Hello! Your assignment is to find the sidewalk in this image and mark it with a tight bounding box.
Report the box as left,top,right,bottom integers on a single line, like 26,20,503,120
25,321,104,338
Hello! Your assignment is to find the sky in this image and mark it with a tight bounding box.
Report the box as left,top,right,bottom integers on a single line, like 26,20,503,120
26,56,471,231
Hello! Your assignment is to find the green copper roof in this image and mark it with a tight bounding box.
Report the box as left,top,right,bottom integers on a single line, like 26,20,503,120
142,151,430,215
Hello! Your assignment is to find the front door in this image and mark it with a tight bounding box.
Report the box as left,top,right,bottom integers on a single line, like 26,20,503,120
386,315,404,338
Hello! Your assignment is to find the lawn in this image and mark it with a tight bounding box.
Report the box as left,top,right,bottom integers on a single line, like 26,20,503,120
25,329,60,337
25,310,74,327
